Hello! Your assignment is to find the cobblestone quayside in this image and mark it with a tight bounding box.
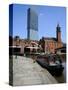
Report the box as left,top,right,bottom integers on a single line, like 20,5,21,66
13,56,57,86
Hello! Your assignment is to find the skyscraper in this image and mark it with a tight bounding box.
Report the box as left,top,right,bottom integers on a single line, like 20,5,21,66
27,8,38,40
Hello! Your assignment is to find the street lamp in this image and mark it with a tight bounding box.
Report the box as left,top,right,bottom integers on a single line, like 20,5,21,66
15,36,19,59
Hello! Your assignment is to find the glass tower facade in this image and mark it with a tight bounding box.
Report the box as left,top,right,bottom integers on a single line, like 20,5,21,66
27,8,38,40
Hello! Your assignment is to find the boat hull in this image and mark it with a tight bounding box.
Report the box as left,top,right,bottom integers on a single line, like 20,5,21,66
36,59,64,76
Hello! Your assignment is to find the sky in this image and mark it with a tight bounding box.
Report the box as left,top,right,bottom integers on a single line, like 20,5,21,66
10,4,66,43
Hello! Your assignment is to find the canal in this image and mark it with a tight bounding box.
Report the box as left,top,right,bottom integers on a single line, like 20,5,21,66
27,54,66,83
54,62,66,83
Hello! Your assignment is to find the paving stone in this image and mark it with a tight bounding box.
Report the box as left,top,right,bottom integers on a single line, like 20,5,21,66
13,56,58,86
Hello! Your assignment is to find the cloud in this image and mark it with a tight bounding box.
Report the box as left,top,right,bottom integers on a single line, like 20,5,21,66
40,13,44,16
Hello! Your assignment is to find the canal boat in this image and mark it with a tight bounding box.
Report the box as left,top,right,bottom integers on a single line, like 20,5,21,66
36,54,64,76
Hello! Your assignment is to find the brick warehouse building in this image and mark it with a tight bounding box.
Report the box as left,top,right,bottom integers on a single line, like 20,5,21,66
39,24,63,54
9,24,64,55
9,36,40,55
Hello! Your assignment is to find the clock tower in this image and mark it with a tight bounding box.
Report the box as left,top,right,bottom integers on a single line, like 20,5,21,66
56,24,61,42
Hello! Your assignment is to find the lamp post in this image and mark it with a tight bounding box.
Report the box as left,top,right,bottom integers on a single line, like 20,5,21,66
15,36,19,59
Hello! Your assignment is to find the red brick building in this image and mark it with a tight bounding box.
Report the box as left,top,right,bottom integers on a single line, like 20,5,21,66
9,24,64,54
9,36,40,55
39,24,63,53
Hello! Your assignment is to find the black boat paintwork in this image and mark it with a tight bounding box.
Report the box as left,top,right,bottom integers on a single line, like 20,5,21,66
36,55,64,76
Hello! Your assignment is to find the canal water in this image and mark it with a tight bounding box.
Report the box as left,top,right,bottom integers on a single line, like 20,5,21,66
29,54,66,83
54,62,66,83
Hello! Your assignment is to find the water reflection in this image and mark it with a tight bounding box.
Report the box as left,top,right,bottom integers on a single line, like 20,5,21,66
54,62,66,83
